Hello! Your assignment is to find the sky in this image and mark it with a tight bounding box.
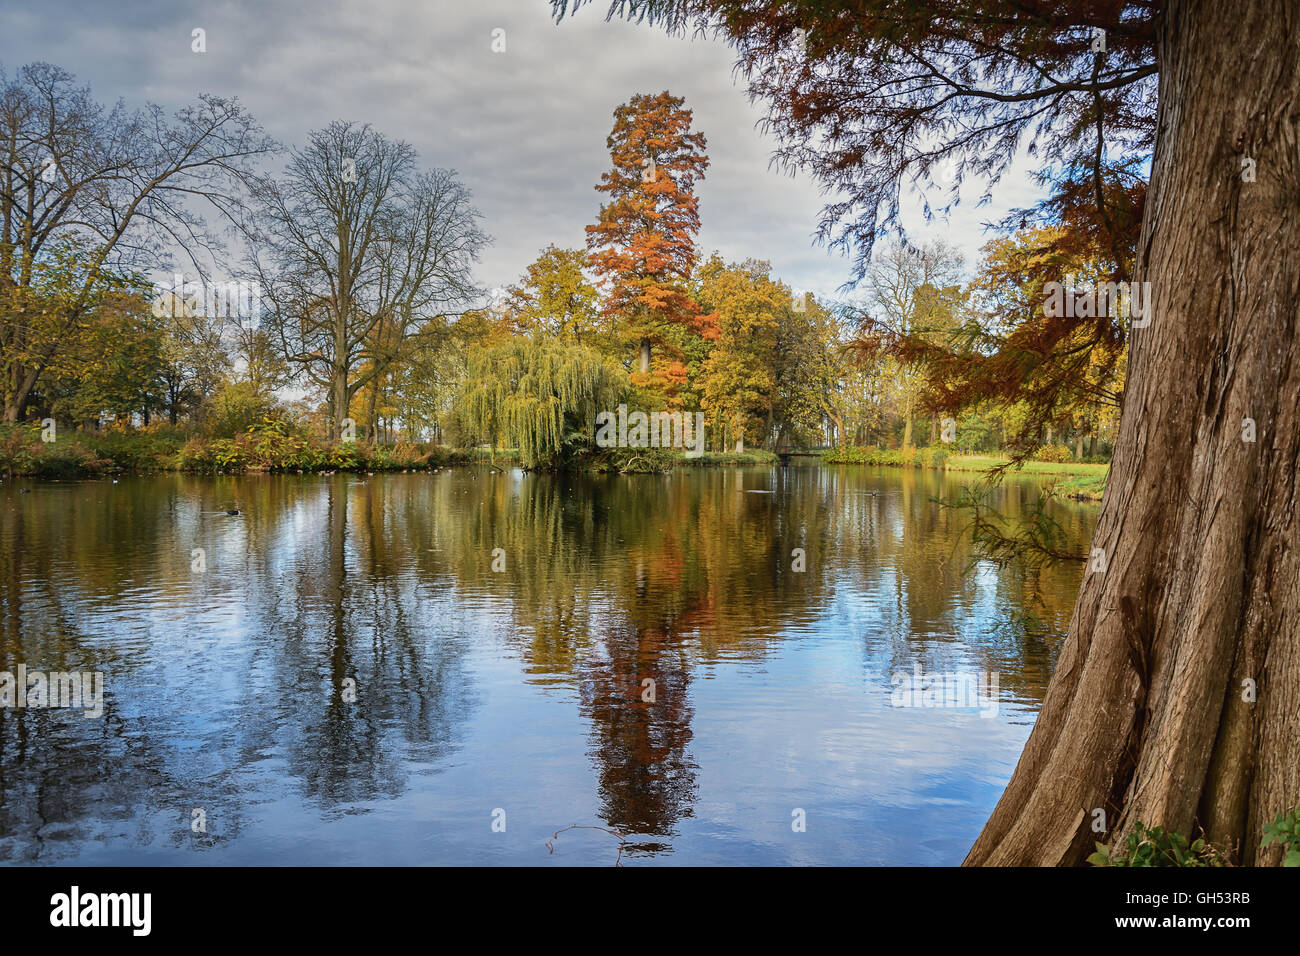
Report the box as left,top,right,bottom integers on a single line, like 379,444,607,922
1,0,1045,303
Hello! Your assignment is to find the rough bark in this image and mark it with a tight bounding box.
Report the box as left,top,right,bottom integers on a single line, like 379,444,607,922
967,0,1300,866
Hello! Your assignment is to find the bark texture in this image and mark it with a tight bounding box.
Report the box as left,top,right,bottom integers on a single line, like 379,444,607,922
967,0,1300,865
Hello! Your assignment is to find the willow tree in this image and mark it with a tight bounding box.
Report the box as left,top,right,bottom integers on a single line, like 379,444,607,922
558,0,1300,865
458,338,625,469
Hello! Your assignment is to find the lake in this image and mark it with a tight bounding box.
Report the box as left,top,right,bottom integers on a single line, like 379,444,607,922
0,463,1096,865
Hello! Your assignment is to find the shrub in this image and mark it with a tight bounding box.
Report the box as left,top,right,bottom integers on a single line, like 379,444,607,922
1032,444,1074,463
822,445,945,468
206,381,281,439
916,446,949,468
690,449,779,467
1088,823,1226,867
0,423,112,478
87,428,184,472
1260,806,1300,866
0,423,40,477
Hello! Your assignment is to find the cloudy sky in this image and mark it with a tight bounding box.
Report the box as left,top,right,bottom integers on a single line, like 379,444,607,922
2,0,1043,301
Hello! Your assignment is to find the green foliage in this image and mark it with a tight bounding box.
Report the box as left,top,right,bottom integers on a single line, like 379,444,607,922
1088,823,1226,867
1260,807,1300,866
0,423,42,477
0,423,112,478
458,338,626,469
821,444,946,468
176,424,471,475
589,446,678,474
689,449,778,466
206,381,280,438
86,427,184,472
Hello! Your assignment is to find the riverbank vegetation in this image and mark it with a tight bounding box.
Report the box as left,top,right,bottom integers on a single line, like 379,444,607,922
4,67,1120,481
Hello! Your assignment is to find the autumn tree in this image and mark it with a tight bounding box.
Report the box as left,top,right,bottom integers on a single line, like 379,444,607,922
586,91,715,391
770,290,839,449
694,255,836,451
853,241,964,448
558,0,1300,866
503,245,603,347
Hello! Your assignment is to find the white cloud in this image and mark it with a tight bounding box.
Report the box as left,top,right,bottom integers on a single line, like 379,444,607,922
2,0,1045,295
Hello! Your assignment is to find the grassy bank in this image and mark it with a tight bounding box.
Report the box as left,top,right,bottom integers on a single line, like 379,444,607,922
821,445,951,468
0,422,485,480
945,455,1108,500
821,445,1108,501
0,423,780,480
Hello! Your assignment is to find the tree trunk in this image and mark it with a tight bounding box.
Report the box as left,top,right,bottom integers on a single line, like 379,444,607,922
4,363,40,422
967,0,1300,866
1075,429,1085,461
332,369,349,441
638,337,651,374
365,385,379,447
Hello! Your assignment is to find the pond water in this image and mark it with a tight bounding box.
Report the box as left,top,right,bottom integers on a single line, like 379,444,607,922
0,463,1096,865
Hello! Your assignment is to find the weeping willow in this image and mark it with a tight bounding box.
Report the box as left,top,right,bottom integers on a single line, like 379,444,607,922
459,338,626,468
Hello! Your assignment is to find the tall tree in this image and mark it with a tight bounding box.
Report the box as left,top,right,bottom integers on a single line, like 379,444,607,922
856,241,964,448
586,91,715,389
694,255,784,450
247,123,485,440
558,0,1300,865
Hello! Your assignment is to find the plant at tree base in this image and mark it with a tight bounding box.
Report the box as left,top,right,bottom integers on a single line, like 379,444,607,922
1088,823,1227,867
1260,807,1300,867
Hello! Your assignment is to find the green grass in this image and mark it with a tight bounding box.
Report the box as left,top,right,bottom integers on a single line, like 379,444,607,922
945,454,1108,475
945,455,1108,500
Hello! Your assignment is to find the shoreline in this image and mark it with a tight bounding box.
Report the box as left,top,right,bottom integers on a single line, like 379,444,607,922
821,448,1108,502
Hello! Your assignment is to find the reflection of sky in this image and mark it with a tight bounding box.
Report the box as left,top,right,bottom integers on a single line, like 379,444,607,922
0,467,1093,865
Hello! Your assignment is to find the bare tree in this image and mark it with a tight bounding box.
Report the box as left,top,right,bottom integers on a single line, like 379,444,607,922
246,122,487,441
860,241,964,447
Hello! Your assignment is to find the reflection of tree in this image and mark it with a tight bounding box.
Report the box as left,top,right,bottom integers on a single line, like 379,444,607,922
581,617,697,844
424,466,844,841
0,464,1094,861
0,475,479,860
233,478,478,811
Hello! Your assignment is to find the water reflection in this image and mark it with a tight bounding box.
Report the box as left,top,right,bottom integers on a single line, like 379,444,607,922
0,464,1095,864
